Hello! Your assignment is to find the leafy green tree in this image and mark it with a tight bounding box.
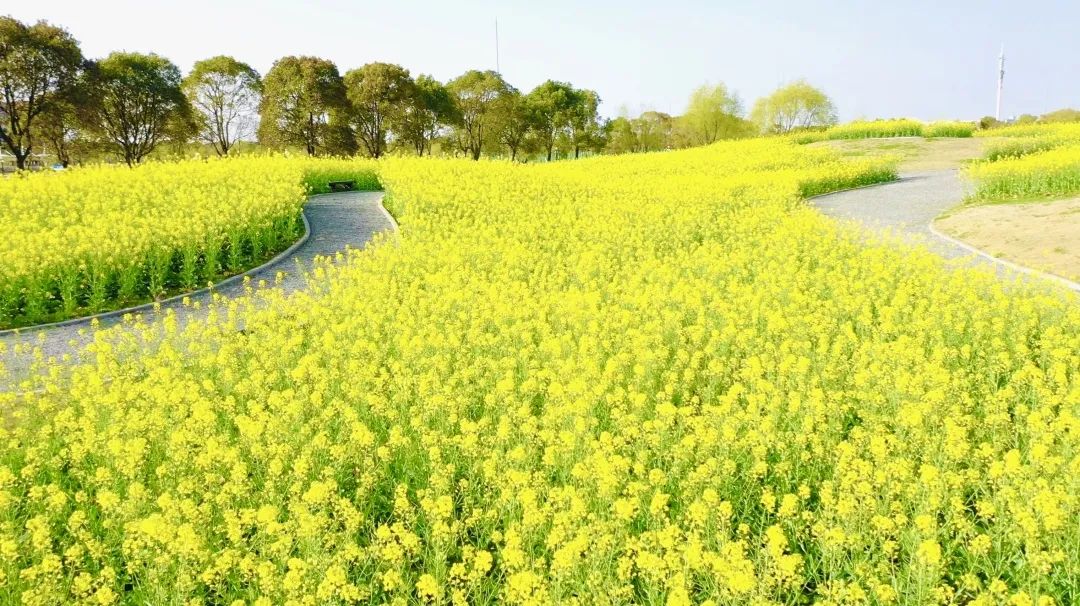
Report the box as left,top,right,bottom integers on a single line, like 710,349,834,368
489,87,531,160
527,80,577,161
36,76,91,167
680,83,752,145
750,80,836,134
0,16,83,169
446,70,511,160
182,55,261,156
394,76,451,156
81,52,191,166
565,89,604,158
397,75,456,156
637,111,674,151
344,62,415,158
604,116,640,154
258,56,350,156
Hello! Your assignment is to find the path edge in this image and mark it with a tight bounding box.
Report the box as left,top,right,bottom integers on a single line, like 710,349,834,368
807,171,1080,294
927,222,1080,293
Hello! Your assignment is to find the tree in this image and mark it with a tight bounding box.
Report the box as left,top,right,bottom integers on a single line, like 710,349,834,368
446,70,510,160
0,16,83,169
258,56,350,156
565,89,604,158
750,80,837,134
344,62,414,158
680,83,752,145
183,55,261,156
397,74,456,156
81,52,191,166
527,80,577,161
490,87,530,160
604,116,640,154
637,111,674,151
37,75,90,167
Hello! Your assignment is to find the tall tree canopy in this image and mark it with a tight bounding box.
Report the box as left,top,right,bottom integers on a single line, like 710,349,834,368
258,56,351,156
446,70,510,160
750,80,837,134
81,52,190,166
397,74,456,156
344,62,415,158
527,80,577,161
565,89,605,158
37,73,90,167
182,55,261,156
489,87,531,161
680,83,752,145
0,16,83,169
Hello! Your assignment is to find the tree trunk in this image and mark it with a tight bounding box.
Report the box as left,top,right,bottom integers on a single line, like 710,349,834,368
546,146,553,162
575,146,581,159
14,151,28,170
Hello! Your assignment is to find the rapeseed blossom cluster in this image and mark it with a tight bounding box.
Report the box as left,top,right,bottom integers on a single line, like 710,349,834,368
968,123,1080,201
0,157,378,328
2,138,1078,604
791,119,974,143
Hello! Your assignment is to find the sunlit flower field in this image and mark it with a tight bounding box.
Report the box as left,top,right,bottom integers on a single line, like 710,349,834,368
2,139,1078,605
966,124,1080,202
0,158,379,328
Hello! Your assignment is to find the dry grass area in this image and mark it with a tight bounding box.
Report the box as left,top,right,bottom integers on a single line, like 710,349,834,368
811,136,999,172
935,198,1080,282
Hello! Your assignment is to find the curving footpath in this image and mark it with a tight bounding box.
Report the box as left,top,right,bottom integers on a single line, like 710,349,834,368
1,190,396,383
811,170,1080,292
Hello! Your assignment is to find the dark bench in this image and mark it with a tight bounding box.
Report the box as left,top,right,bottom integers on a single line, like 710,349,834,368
327,180,356,192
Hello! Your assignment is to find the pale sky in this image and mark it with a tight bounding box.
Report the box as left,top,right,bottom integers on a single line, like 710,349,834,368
8,0,1079,121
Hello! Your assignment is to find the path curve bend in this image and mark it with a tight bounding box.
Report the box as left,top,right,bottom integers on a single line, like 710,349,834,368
1,190,396,381
810,170,1080,293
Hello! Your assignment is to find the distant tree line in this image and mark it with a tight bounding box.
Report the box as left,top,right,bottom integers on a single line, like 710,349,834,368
1,15,842,169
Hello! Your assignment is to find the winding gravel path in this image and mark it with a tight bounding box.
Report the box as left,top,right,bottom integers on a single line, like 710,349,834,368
812,169,1080,292
811,170,979,260
1,190,394,382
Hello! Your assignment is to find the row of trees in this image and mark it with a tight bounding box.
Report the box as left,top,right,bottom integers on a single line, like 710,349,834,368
1,16,839,169
606,80,838,154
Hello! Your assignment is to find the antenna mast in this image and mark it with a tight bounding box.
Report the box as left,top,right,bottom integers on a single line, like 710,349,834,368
495,18,501,74
995,45,1005,121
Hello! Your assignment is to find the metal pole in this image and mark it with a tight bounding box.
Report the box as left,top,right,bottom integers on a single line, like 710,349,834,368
495,18,501,74
996,45,1005,121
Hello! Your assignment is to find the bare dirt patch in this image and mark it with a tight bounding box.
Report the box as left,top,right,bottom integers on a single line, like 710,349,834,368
935,198,1080,281
812,137,1000,172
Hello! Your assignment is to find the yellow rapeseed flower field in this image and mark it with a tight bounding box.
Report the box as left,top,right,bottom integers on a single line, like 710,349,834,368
0,157,379,328
792,120,974,144
968,124,1080,201
2,139,1079,605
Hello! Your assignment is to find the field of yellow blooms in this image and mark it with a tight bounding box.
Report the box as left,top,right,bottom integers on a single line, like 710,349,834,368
2,139,1079,605
792,120,974,144
0,157,379,329
968,124,1080,201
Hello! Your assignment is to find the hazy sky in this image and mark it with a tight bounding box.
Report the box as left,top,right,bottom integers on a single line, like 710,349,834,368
8,0,1079,121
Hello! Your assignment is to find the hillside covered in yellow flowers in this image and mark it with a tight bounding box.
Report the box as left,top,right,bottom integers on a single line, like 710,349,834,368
2,139,1078,605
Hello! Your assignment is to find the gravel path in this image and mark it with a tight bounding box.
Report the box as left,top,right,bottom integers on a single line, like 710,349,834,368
811,170,980,260
1,190,394,382
811,170,1080,292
